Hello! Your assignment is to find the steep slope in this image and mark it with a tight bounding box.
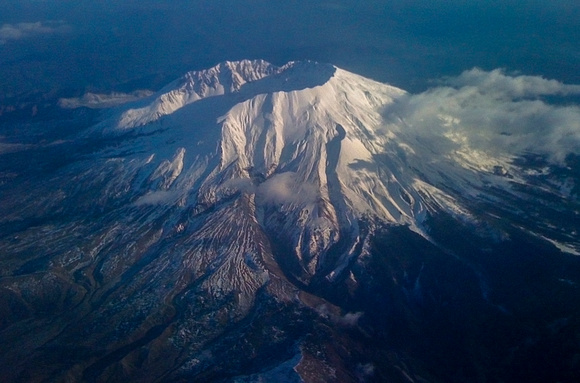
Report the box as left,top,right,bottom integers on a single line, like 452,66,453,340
0,60,579,383
87,59,433,285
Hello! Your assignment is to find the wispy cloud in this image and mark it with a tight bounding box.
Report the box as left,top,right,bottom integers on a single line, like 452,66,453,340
224,171,319,207
385,69,580,164
0,21,69,44
0,141,30,155
257,172,319,206
133,191,178,206
58,90,154,109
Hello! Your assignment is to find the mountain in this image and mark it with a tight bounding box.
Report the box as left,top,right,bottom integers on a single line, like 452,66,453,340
1,60,579,383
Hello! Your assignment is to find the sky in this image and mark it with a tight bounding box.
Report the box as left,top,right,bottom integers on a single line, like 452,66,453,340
0,0,579,102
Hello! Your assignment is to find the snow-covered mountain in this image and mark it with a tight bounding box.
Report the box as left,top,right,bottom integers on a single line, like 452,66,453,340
1,60,579,383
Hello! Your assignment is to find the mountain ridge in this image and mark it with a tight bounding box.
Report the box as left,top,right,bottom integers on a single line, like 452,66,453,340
0,59,579,382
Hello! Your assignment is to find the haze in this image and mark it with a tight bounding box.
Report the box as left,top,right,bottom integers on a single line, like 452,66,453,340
1,0,579,100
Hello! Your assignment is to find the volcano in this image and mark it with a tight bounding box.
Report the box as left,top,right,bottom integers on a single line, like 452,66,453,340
1,60,579,382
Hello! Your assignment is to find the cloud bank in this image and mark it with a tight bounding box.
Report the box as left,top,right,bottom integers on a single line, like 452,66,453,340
447,68,580,98
0,21,69,44
386,69,580,164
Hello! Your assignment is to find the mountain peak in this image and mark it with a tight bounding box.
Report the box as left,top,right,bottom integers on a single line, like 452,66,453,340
110,60,398,132
93,59,431,283
113,60,338,130
180,59,277,93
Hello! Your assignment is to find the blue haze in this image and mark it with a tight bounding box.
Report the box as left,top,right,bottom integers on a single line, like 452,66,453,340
0,0,579,99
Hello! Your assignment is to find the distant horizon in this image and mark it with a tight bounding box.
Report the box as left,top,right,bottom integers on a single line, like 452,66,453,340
1,0,579,101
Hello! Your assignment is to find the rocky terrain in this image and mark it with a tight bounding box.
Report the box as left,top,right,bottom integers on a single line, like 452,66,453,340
0,60,579,382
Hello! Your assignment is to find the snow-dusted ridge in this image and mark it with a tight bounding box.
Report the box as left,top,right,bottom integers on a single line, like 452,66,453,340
82,60,580,278
80,59,446,282
10,59,577,292
2,59,579,382
112,59,337,131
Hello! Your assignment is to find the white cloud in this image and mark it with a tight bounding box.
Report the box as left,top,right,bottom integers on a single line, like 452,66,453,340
256,172,319,206
385,69,580,164
221,172,319,207
0,141,30,154
58,90,154,109
0,21,69,44
447,68,580,98
316,304,364,327
338,311,363,326
133,191,178,206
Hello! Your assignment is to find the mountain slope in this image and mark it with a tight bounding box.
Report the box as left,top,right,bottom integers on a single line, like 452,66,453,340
0,60,579,383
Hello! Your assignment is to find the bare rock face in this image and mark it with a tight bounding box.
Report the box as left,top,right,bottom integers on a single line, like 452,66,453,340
1,60,579,383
